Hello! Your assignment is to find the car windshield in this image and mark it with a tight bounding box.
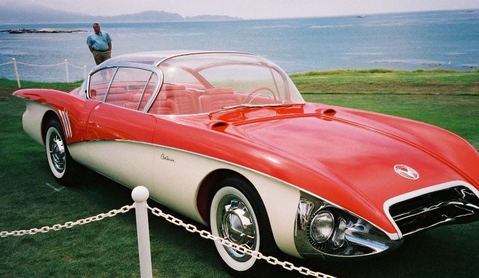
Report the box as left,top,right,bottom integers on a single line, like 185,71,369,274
156,52,305,114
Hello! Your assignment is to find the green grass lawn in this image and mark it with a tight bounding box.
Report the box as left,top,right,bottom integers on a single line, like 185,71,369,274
292,69,479,149
1,70,479,278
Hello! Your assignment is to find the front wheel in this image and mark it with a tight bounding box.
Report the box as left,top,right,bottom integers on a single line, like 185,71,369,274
209,177,278,276
45,119,81,186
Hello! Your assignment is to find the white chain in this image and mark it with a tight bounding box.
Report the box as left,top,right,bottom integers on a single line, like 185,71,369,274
16,61,65,67
0,203,335,277
148,206,336,278
0,59,86,69
0,205,133,238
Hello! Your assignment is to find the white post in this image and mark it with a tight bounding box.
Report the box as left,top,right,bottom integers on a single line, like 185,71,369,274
83,65,87,80
12,58,21,88
131,186,153,278
64,59,70,83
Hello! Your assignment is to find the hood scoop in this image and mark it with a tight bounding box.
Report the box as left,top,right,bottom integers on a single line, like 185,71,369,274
207,120,229,131
316,108,337,117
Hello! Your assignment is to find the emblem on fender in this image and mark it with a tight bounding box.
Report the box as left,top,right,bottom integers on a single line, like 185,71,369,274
394,164,419,180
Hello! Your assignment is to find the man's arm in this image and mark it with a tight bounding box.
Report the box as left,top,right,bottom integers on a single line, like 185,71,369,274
87,36,94,52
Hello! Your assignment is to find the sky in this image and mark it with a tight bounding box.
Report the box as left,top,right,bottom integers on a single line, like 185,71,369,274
10,0,479,19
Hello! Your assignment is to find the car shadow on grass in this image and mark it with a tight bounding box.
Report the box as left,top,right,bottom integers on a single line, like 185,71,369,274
71,169,479,278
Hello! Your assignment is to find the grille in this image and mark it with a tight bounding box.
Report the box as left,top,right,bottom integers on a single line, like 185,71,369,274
389,186,479,236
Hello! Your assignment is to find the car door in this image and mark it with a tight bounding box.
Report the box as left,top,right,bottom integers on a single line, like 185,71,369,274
84,67,160,188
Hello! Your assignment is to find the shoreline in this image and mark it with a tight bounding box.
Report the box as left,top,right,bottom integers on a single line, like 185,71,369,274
0,28,86,34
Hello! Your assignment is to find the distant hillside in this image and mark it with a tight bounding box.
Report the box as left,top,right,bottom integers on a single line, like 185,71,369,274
0,3,241,24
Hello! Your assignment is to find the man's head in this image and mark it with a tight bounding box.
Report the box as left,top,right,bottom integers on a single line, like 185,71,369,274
93,23,101,34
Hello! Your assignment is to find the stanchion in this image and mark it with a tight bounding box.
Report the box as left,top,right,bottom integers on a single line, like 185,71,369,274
64,59,70,83
12,58,21,88
132,186,153,278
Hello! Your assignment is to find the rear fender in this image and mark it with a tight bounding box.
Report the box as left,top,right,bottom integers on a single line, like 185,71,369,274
21,100,55,146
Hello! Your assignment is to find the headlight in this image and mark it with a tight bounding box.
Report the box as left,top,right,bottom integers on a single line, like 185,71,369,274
295,193,402,259
309,211,334,243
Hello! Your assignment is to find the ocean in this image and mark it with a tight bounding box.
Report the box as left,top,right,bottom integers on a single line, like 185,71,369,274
0,9,478,82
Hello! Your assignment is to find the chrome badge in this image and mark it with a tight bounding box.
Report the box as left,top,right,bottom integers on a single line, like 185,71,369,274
394,164,420,180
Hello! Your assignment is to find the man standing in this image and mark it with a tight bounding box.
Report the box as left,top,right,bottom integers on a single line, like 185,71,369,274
86,23,112,65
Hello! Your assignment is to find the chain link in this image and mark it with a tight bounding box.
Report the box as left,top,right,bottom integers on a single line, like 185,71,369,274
0,205,133,238
1,202,335,277
148,206,336,278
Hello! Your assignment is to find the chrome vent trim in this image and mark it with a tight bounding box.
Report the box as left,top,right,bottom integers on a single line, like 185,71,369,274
388,185,479,236
59,110,72,139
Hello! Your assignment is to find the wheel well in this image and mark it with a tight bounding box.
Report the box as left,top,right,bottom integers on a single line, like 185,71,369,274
41,111,60,144
196,169,252,224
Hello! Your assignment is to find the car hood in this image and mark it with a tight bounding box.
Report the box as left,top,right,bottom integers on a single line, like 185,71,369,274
203,103,479,232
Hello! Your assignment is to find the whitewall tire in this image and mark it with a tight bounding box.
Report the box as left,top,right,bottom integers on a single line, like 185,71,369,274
45,119,81,186
209,177,278,276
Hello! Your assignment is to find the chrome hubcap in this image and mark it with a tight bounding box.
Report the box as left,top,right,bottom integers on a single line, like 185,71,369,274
220,199,256,256
49,132,66,173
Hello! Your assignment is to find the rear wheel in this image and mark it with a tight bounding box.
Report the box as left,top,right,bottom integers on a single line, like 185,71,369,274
209,177,278,276
45,119,81,186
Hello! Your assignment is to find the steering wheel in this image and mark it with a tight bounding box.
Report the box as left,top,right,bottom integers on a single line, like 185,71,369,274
244,87,277,104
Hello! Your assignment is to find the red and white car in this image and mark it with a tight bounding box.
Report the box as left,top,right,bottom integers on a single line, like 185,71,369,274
14,51,479,275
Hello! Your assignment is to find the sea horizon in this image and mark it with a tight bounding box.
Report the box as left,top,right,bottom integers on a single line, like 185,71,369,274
1,9,478,82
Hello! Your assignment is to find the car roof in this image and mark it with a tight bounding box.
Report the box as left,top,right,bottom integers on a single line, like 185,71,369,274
99,50,253,68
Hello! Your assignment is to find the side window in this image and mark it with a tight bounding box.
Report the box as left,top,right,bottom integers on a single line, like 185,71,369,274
89,67,158,110
89,68,116,101
139,74,158,111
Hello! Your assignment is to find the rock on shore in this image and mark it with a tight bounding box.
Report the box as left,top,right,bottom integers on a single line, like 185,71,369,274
0,28,86,34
